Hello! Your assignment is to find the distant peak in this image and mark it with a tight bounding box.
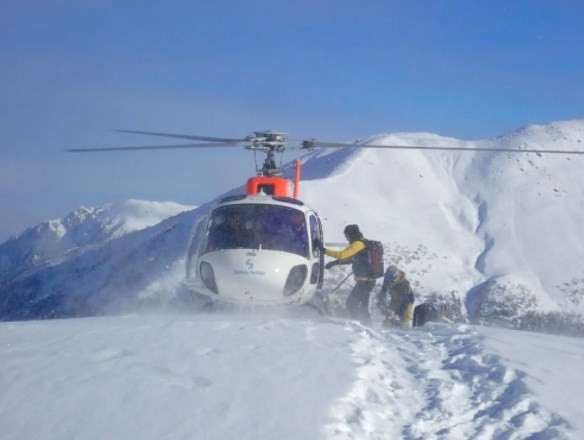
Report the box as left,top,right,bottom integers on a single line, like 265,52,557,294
363,132,462,146
498,117,584,142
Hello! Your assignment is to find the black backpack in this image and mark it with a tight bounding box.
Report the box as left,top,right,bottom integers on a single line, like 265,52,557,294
413,302,438,327
364,239,384,279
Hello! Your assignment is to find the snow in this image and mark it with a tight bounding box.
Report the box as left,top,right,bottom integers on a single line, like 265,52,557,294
297,119,584,321
478,325,584,435
2,117,584,438
94,199,196,238
0,199,196,319
1,314,581,439
0,313,355,440
0,199,194,282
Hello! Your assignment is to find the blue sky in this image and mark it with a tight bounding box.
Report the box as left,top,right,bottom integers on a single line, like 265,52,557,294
1,0,584,240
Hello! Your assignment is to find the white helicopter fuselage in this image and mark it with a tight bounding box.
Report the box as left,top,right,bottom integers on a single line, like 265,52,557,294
185,193,324,306
187,249,315,305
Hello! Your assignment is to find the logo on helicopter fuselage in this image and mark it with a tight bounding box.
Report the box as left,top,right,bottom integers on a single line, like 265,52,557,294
234,258,266,276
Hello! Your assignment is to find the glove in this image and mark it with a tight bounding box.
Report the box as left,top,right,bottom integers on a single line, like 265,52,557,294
325,260,338,270
313,239,324,252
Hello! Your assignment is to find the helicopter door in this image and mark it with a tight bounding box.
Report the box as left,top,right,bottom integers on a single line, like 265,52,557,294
186,214,208,279
309,213,324,288
316,215,324,289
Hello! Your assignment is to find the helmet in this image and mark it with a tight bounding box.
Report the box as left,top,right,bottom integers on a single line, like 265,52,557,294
385,265,399,282
343,224,361,241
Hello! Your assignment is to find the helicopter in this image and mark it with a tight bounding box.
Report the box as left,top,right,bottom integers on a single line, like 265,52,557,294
67,129,328,306
65,128,584,307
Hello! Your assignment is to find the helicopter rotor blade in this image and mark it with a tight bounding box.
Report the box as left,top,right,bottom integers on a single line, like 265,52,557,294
114,129,247,143
64,142,240,153
304,140,584,155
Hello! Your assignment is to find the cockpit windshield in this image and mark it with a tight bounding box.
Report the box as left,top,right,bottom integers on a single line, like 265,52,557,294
202,204,309,257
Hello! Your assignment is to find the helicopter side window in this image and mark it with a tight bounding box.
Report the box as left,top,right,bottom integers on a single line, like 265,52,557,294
308,213,324,285
186,214,208,278
309,214,322,258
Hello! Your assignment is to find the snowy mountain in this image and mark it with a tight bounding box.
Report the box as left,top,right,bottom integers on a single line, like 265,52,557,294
1,118,584,331
300,118,584,332
1,199,194,271
0,200,194,319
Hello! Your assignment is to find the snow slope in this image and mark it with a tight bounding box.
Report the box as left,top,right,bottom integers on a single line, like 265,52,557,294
0,200,195,319
299,119,584,325
0,313,581,439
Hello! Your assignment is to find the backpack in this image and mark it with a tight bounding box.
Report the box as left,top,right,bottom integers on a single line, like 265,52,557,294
364,239,384,279
413,302,438,327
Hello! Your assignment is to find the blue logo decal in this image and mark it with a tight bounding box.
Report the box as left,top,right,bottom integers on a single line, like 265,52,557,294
246,258,254,270
234,258,266,276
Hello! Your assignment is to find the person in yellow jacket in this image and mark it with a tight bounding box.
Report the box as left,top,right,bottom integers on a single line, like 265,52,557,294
324,224,376,324
376,265,415,329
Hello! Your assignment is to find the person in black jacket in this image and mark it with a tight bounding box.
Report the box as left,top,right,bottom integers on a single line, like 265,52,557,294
377,265,415,329
324,224,376,324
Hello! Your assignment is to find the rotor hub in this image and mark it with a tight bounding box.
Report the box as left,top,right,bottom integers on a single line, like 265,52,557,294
243,131,288,176
245,130,287,153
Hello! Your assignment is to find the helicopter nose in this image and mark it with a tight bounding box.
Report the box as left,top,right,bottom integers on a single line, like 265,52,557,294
199,250,311,304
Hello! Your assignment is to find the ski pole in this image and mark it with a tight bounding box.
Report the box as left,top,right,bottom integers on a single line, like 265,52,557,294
329,271,353,296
